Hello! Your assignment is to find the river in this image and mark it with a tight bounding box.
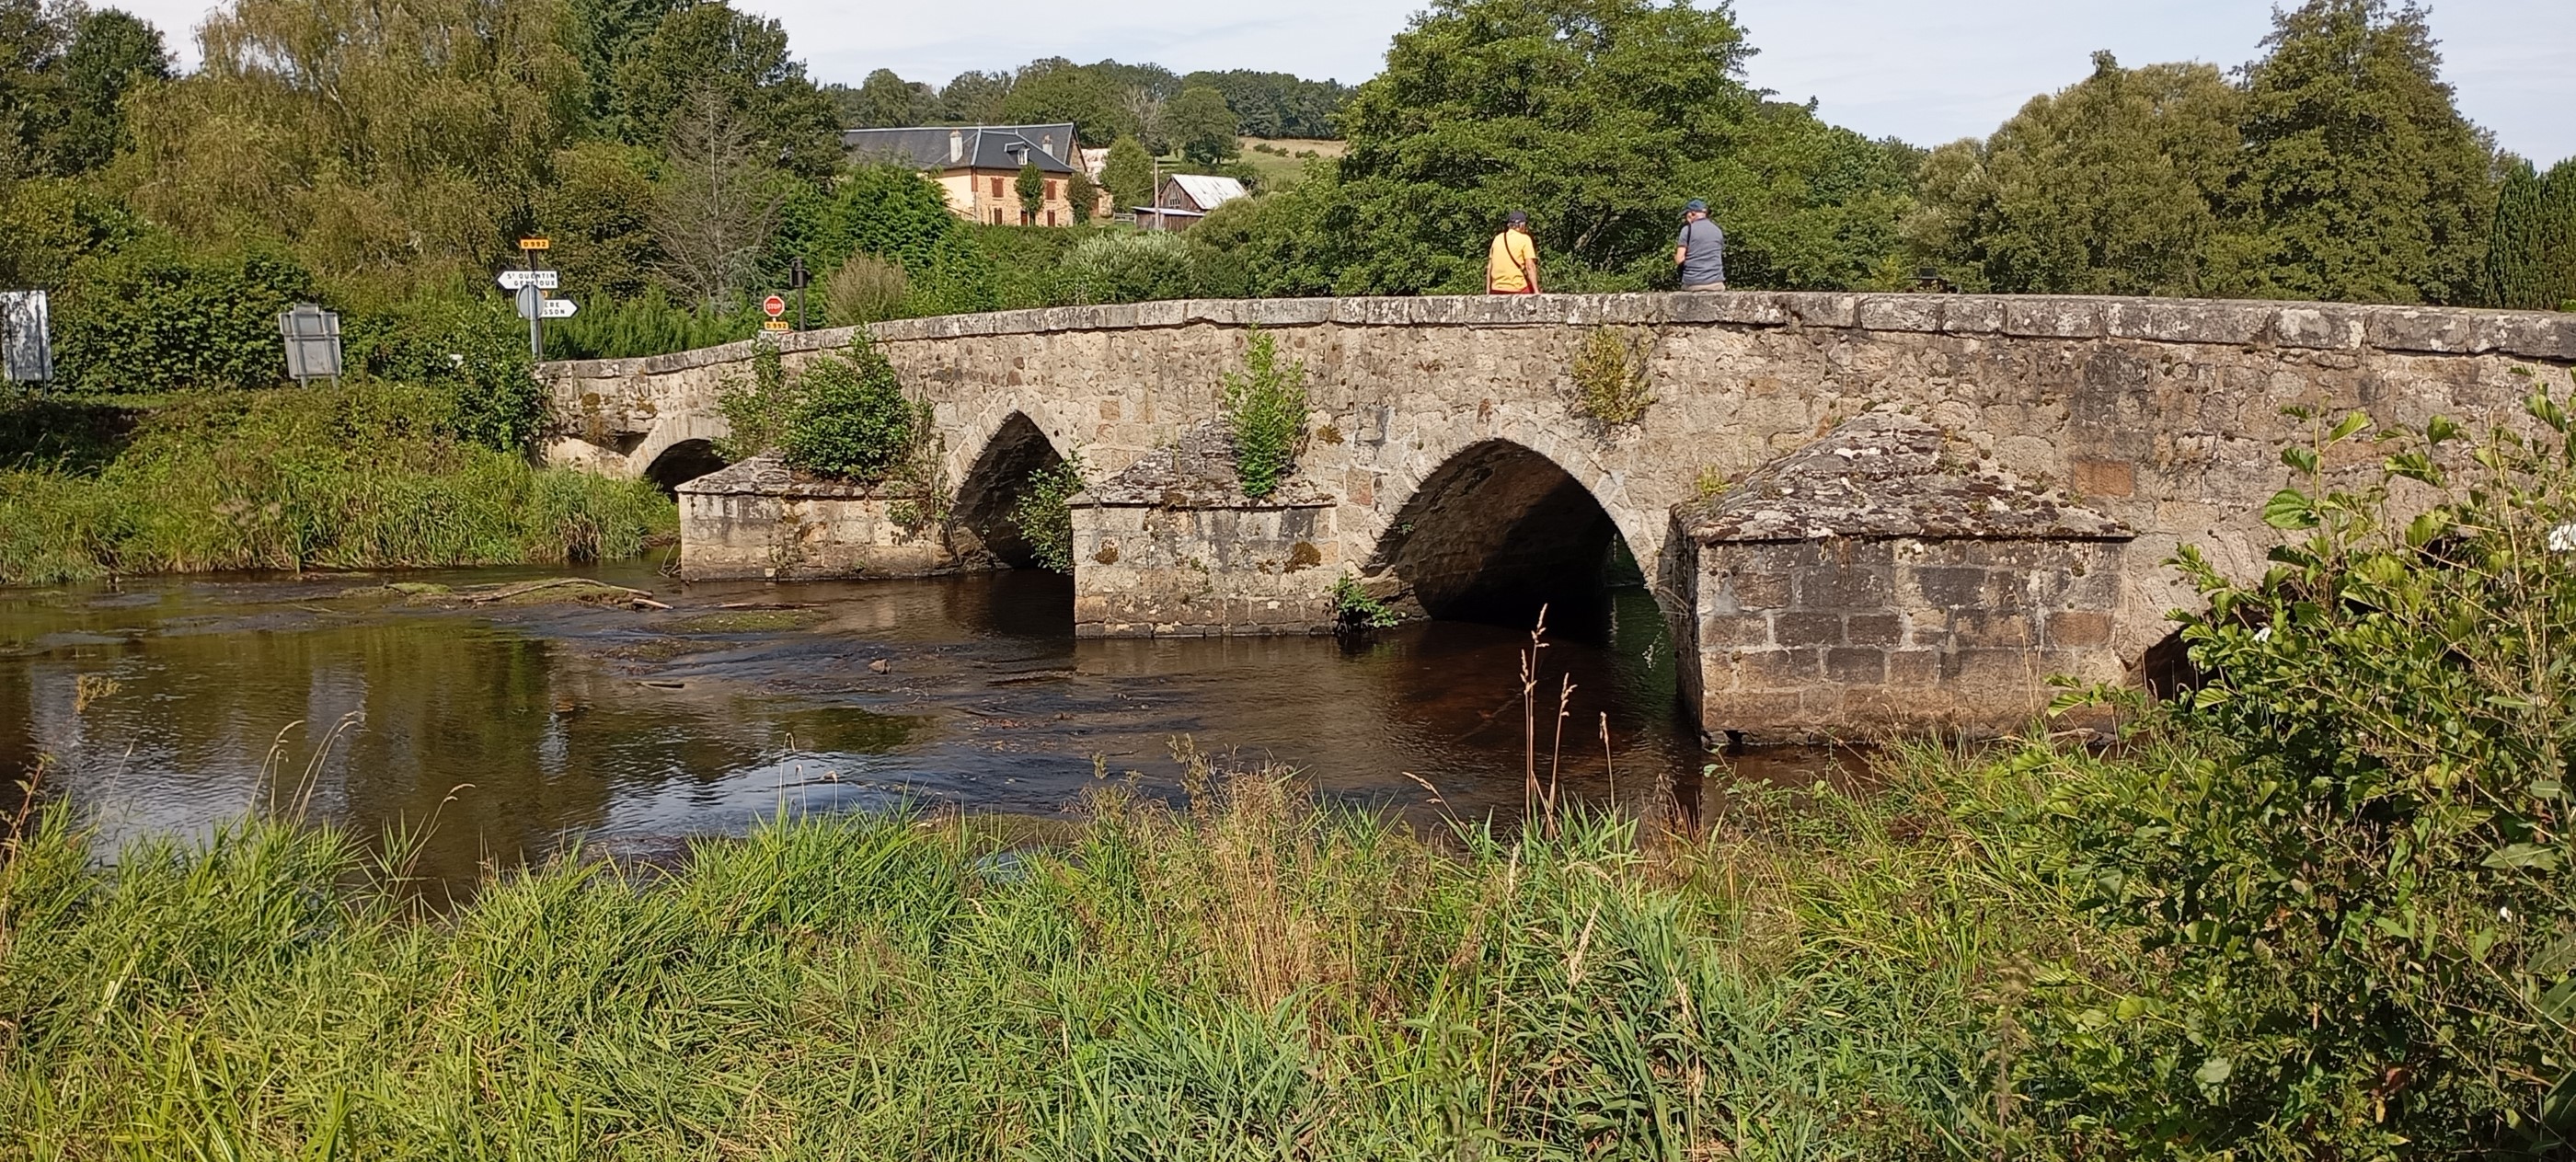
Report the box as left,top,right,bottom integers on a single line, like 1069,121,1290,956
1,556,1846,889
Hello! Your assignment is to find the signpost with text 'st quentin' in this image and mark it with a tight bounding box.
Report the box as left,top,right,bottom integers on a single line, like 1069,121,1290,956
507,239,572,357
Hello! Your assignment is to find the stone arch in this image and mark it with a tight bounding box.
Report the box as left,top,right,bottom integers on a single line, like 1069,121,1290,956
951,409,1074,569
626,413,730,483
641,438,728,492
1363,437,1650,628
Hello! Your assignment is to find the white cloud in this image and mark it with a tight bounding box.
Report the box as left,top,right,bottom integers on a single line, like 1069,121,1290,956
97,0,2576,162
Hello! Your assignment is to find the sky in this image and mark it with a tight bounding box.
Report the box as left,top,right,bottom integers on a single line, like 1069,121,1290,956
123,0,2576,164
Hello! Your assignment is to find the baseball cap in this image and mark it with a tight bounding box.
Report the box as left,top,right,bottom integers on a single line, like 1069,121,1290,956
1685,199,1708,213
1505,210,1529,224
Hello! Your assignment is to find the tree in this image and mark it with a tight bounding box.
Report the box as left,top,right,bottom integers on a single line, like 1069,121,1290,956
1165,85,1237,167
1065,167,1098,224
48,8,168,173
653,85,785,304
1179,69,1353,139
558,0,673,129
121,0,588,280
614,2,841,178
2486,158,2576,311
938,69,1013,123
2235,0,2496,305
1906,52,2251,296
836,67,936,129
1252,0,1910,294
538,143,661,299
0,0,72,177
1101,134,1155,212
1015,161,1045,224
1000,61,1130,145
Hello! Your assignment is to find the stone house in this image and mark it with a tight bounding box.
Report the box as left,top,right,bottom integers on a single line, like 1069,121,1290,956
841,123,1106,225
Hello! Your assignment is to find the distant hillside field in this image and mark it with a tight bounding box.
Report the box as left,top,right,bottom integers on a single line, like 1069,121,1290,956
1237,137,1345,187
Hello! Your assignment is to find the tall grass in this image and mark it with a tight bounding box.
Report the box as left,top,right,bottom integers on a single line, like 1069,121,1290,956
0,747,2107,1160
0,384,674,586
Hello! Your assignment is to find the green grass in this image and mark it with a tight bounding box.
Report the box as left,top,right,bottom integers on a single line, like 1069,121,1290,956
0,385,675,586
0,742,2111,1159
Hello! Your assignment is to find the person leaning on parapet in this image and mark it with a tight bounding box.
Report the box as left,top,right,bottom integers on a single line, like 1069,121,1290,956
1675,199,1726,291
1487,210,1541,295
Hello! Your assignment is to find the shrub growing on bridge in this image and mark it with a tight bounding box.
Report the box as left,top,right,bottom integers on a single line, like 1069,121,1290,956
1221,331,1308,500
782,334,930,484
1009,452,1087,572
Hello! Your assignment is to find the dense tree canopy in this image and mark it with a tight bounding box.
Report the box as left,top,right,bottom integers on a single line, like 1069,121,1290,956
2234,0,2495,305
1908,53,2251,296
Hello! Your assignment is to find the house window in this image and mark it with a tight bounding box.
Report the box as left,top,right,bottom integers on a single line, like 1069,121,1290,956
1045,179,1058,199
1045,211,1056,226
991,177,1005,198
992,209,1003,224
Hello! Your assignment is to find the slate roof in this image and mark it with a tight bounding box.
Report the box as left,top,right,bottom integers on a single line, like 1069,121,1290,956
841,124,1079,174
1680,412,2131,543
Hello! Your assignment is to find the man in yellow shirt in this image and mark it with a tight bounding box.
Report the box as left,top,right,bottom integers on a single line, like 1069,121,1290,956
1487,211,1540,294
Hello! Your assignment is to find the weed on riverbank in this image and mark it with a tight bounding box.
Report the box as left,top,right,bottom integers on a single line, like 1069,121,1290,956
0,385,673,586
0,750,2079,1159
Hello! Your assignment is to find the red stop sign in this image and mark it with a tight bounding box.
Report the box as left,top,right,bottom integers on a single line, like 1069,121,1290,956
763,294,787,318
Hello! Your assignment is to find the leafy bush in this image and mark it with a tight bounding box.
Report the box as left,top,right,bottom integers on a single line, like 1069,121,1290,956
782,334,927,483
1570,326,1656,426
52,239,315,393
1063,229,1200,305
343,295,541,450
823,253,908,327
1329,575,1397,632
1009,454,1087,572
1220,331,1308,500
2035,385,2576,1156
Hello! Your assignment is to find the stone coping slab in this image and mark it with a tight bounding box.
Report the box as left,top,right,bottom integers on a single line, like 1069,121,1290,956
538,293,2576,380
675,454,917,500
1682,411,2132,544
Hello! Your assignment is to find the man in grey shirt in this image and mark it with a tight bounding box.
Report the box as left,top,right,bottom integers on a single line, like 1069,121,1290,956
1674,199,1725,290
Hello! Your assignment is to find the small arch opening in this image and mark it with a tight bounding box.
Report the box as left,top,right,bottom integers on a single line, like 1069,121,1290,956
1369,440,1639,631
643,438,728,493
953,412,1069,570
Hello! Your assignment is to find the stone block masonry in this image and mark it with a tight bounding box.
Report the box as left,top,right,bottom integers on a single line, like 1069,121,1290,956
1678,413,2133,742
675,455,975,581
1069,421,1343,638
545,292,2576,737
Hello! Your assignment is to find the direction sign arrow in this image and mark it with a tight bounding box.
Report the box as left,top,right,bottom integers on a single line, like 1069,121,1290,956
539,298,579,319
497,270,559,291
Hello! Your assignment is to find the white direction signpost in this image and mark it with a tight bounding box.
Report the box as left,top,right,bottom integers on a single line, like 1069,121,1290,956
539,298,579,319
496,270,560,291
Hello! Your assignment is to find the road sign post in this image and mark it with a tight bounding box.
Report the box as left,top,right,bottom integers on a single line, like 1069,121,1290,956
762,293,788,334
518,237,550,359
788,257,809,331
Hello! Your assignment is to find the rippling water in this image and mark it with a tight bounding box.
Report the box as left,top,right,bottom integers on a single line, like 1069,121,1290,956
1,556,1843,887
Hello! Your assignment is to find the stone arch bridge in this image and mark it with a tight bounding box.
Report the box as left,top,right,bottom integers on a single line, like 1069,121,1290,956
539,293,2576,740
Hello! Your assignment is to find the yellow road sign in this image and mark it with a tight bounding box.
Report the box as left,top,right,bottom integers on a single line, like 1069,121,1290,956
517,237,551,250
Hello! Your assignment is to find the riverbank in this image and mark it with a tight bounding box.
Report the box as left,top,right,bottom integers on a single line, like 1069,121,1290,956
0,746,2076,1158
3,722,2564,1158
0,385,673,587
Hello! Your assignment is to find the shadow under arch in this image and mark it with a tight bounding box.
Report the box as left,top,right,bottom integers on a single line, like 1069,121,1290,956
952,411,1070,569
1366,439,1644,633
642,438,728,493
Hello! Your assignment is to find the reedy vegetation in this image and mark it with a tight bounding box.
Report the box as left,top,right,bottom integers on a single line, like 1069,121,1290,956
0,384,673,586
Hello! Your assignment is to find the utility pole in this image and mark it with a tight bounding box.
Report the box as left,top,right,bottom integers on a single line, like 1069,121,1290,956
790,256,809,331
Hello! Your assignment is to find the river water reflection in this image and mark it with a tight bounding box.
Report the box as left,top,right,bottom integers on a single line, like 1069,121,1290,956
2,557,1824,887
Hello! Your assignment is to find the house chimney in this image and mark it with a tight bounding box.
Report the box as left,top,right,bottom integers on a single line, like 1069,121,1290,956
949,130,962,164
